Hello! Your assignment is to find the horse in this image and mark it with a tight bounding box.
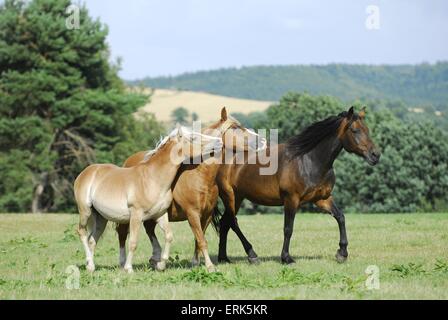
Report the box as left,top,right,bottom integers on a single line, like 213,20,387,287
117,107,266,272
214,107,381,264
73,125,223,273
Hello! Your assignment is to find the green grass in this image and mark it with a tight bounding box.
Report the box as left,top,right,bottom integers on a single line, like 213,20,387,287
0,213,447,299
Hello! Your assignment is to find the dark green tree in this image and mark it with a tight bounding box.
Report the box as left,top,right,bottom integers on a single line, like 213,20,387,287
171,106,189,124
0,0,163,213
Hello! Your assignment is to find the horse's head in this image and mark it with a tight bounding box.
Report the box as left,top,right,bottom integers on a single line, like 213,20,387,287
338,106,381,166
207,107,266,152
158,125,222,164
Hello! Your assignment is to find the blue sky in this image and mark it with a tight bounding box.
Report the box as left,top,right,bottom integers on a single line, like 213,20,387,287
84,0,448,79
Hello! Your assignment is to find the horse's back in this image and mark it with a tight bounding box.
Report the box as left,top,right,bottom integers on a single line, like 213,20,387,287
123,151,147,167
220,144,286,206
74,164,116,204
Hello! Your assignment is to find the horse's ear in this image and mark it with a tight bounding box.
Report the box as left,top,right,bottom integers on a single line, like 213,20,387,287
359,106,366,119
347,106,355,121
221,107,228,121
176,124,183,137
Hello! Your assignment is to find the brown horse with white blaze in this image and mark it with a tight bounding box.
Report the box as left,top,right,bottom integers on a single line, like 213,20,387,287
215,107,381,264
117,107,266,272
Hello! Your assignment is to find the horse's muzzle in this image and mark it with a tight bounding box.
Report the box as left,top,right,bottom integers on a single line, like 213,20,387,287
366,149,381,166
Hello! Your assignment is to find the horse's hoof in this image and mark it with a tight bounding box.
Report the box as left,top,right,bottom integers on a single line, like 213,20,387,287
86,263,95,273
335,251,348,263
150,256,161,264
124,265,134,274
155,261,166,271
281,255,295,264
218,256,231,264
248,256,260,265
207,265,217,273
191,258,200,267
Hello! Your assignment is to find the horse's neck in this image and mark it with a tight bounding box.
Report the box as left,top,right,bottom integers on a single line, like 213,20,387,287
141,144,182,190
304,135,342,177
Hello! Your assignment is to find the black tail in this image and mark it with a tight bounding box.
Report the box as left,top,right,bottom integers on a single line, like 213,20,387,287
211,206,223,234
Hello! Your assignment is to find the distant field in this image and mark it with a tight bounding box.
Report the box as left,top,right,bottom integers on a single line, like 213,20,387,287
1,213,447,299
137,88,273,123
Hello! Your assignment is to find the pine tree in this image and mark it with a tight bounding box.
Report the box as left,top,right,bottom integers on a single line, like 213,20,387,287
0,0,163,213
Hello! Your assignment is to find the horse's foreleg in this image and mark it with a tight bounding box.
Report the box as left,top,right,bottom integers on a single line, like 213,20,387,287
192,215,213,266
281,196,300,264
226,196,258,264
154,214,173,271
315,197,348,263
187,210,215,272
143,219,162,265
218,211,232,263
229,216,258,264
116,223,128,268
218,184,236,263
124,207,143,273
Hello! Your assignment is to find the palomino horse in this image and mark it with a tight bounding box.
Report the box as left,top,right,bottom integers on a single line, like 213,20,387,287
73,126,222,273
118,107,266,272
215,107,381,264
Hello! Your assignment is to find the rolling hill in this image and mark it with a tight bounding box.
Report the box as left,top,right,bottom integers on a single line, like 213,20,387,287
130,63,448,108
135,88,273,123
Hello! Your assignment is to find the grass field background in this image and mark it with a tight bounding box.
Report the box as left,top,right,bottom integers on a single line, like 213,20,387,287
0,213,447,299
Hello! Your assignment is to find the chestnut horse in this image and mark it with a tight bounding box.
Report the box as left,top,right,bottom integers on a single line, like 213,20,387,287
117,108,266,272
214,107,381,264
73,126,222,273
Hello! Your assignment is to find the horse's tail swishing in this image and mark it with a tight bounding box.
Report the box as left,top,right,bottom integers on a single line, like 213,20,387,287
211,205,223,233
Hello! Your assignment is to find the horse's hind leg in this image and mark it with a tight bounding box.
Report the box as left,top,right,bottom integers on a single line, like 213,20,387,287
88,209,108,257
116,223,128,268
154,214,173,271
77,204,95,272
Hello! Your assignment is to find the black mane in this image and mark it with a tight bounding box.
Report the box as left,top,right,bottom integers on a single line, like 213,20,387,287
286,111,355,158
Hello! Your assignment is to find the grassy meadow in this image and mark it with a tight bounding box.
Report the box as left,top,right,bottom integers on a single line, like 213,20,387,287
0,213,447,300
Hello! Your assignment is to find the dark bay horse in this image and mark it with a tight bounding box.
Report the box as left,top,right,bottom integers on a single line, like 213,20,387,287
215,107,381,264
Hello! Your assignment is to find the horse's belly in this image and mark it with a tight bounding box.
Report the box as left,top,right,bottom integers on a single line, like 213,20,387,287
142,192,172,221
93,199,130,223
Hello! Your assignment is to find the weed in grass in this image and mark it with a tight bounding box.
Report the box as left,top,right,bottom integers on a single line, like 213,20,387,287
339,275,366,293
168,254,191,269
61,223,77,242
434,259,448,273
390,263,426,277
231,267,272,288
8,236,47,249
169,268,230,286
